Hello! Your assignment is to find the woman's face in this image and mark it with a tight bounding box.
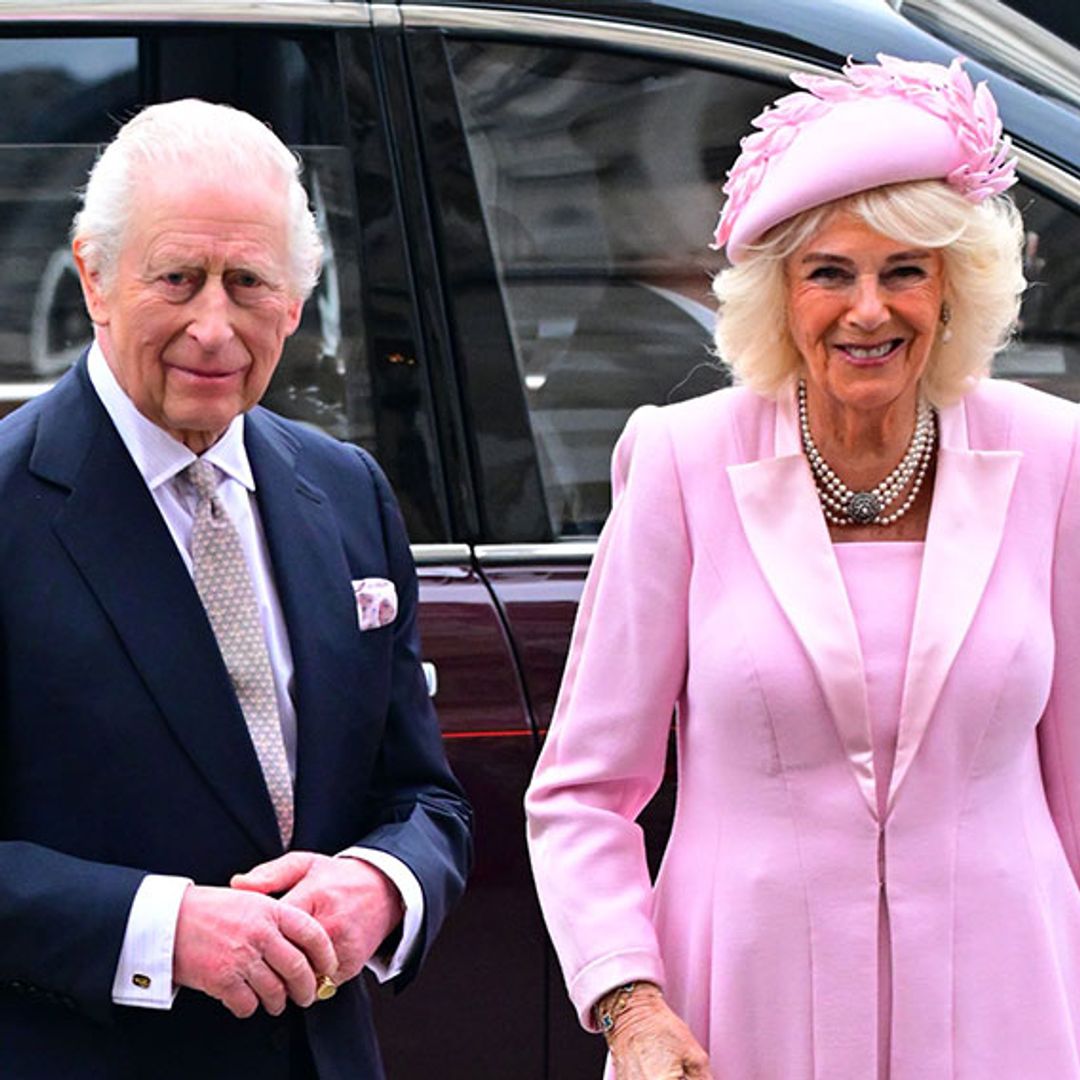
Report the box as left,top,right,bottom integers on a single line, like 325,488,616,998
784,212,945,421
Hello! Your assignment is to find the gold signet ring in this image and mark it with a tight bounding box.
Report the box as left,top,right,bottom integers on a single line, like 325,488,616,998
316,975,337,1001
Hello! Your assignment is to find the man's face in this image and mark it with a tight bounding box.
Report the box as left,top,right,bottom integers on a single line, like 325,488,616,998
75,169,303,452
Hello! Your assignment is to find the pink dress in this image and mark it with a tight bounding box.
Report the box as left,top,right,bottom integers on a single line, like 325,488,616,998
836,541,923,1080
526,382,1080,1079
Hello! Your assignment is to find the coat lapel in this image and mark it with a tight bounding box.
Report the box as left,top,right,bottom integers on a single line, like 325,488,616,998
727,389,877,818
244,411,361,847
725,388,1021,818
35,362,283,854
887,397,1020,809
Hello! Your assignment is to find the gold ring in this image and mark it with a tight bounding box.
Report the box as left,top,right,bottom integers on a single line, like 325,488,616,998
315,975,337,1001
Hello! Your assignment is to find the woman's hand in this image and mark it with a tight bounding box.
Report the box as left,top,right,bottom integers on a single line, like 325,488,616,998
601,983,713,1079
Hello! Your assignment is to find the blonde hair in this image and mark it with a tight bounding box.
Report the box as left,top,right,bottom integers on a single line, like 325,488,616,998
711,180,1026,405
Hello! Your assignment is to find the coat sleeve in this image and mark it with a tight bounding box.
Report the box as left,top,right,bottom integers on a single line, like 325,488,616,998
525,405,691,1028
0,416,148,1022
0,843,145,1023
348,448,473,988
1038,404,1080,882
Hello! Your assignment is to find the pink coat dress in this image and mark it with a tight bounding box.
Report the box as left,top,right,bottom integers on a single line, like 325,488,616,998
525,378,1080,1079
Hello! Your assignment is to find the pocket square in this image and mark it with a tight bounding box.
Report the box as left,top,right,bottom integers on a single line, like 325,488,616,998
352,578,398,631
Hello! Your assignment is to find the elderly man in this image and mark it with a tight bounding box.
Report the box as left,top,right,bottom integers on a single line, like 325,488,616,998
0,100,471,1079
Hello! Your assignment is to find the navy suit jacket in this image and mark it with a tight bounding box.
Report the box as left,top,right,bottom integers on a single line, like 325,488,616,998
0,357,472,1079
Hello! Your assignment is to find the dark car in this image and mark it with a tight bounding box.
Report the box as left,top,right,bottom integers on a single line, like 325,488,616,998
0,1,1075,1076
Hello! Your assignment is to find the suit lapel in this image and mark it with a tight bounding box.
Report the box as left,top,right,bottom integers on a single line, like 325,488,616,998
244,411,360,847
887,398,1020,809
36,362,282,854
727,389,877,818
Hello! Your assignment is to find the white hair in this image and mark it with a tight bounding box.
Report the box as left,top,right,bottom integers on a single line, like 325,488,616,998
72,99,322,298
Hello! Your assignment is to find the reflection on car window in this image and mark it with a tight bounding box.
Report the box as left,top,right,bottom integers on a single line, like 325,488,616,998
0,35,138,399
447,41,774,536
994,185,1080,401
260,146,374,451
448,40,1080,538
0,38,137,144
0,32,374,457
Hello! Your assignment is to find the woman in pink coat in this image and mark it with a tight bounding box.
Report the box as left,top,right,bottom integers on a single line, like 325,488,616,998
525,55,1080,1079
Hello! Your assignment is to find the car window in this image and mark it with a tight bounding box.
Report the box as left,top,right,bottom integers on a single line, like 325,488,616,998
446,38,1080,539
446,40,763,537
994,184,1080,401
0,31,374,454
0,38,138,401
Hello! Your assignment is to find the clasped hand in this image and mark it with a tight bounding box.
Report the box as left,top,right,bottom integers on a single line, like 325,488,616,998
173,852,404,1018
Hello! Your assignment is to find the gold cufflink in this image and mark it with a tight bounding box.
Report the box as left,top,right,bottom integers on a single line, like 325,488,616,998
132,973,152,990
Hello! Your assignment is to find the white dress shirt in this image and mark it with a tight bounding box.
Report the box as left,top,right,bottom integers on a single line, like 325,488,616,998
85,345,423,1008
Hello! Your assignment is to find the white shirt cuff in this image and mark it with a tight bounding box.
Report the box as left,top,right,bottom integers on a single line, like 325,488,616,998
111,875,192,1009
339,847,423,982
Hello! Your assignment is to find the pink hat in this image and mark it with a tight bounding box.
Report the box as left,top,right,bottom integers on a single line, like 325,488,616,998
713,54,1017,263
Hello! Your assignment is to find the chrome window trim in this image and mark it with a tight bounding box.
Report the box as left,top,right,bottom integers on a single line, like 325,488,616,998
0,1,371,25
397,4,832,81
411,542,473,565
0,382,53,403
897,0,1080,109
475,542,597,565
371,2,402,29
1014,148,1080,205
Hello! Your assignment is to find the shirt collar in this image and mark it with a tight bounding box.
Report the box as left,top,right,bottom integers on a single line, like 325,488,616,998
86,342,256,492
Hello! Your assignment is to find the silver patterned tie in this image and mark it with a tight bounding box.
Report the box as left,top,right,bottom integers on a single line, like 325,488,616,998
184,458,294,847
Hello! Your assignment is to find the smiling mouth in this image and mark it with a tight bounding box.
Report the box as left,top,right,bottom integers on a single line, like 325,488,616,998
838,339,904,363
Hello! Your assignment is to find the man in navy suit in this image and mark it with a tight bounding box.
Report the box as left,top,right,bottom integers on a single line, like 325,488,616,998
0,100,471,1079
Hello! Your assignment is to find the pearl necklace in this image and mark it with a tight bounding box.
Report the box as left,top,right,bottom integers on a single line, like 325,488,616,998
797,380,937,527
